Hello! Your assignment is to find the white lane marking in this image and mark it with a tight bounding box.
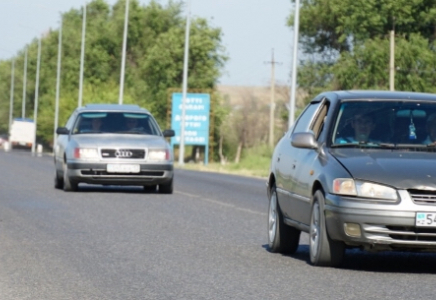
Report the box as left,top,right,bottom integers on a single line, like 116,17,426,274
176,191,266,216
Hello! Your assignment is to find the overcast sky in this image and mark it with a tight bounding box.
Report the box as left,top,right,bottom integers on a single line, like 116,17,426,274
0,0,294,87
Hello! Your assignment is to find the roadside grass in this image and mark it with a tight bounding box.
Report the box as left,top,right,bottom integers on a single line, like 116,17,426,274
176,145,272,179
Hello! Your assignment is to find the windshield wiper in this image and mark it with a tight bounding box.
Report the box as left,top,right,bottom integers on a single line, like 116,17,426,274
117,130,146,134
332,141,383,148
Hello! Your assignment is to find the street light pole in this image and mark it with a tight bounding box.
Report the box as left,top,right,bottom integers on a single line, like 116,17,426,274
119,0,130,105
288,0,300,128
32,38,42,154
8,58,15,132
54,14,63,150
178,0,191,165
22,47,27,118
78,2,86,108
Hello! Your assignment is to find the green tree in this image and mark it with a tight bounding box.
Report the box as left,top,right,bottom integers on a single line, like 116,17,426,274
288,0,436,102
0,0,228,152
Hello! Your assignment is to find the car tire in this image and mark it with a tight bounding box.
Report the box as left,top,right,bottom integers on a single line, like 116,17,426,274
309,190,345,267
159,179,173,194
143,185,157,192
54,169,63,190
268,184,301,254
63,161,78,192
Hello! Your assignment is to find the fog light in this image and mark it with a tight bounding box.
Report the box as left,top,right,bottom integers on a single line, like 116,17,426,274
344,223,361,237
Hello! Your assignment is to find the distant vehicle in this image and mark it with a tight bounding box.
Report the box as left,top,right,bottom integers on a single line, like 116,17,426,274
9,118,35,149
54,104,175,193
267,90,436,267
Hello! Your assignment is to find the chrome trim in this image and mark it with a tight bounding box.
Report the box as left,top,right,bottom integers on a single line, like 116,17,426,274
276,187,310,203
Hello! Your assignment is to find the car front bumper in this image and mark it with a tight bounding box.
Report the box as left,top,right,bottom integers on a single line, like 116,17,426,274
66,161,173,186
325,190,436,252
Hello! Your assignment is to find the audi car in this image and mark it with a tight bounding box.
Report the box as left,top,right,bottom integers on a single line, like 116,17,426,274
267,90,436,267
54,104,175,193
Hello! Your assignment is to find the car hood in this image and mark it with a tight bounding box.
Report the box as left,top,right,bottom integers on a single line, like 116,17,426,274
71,134,169,149
330,148,436,190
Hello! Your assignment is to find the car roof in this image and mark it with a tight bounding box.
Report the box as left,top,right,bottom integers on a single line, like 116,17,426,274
76,104,150,114
312,90,436,104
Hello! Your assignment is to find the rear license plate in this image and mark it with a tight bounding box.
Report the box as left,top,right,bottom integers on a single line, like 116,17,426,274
416,212,436,227
107,164,140,173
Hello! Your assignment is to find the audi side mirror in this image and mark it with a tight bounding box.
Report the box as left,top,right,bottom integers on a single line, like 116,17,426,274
56,127,70,135
163,129,175,138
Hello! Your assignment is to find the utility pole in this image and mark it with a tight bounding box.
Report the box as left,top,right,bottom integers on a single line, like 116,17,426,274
265,49,281,147
54,14,63,150
78,2,86,108
32,38,42,154
9,59,15,132
22,47,27,118
179,0,191,166
119,0,129,105
289,0,300,128
389,18,395,91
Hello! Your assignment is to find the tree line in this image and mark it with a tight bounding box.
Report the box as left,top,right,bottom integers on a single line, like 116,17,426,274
4,0,433,163
0,0,229,161
288,0,436,103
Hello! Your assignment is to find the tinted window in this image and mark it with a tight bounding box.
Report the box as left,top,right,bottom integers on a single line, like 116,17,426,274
292,103,321,134
332,100,436,146
72,112,162,135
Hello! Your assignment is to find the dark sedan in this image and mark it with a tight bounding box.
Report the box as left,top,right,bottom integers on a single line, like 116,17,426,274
267,90,436,267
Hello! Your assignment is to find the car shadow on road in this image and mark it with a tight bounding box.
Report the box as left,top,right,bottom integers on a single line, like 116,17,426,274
72,185,160,194
263,243,436,274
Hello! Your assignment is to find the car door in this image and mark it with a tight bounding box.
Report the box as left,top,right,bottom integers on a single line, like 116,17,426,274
289,98,330,225
55,111,77,167
275,102,321,220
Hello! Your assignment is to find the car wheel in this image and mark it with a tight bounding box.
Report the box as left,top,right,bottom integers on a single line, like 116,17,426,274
268,184,300,254
54,169,63,189
310,190,345,267
143,185,157,192
63,161,78,192
159,179,173,194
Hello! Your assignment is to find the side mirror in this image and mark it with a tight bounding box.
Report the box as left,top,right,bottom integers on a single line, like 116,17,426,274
162,129,175,138
56,127,70,135
291,132,319,149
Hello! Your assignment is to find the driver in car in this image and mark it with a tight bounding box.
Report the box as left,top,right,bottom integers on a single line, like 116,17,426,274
336,113,378,144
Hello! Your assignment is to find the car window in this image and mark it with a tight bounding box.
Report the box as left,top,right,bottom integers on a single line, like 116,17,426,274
292,102,321,134
310,99,330,140
72,112,162,136
331,100,436,149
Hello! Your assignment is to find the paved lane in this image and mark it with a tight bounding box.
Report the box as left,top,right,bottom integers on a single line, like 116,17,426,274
0,150,435,299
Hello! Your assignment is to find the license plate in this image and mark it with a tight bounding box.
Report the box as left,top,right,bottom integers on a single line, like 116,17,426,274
107,164,140,173
416,212,436,227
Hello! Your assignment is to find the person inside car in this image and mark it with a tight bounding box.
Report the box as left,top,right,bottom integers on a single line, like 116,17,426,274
91,118,103,131
336,112,378,144
423,113,436,144
125,118,142,131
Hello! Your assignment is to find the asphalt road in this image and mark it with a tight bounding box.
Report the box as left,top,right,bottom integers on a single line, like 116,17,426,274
0,150,436,299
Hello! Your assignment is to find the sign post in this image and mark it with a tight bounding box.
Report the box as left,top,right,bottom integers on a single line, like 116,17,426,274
171,93,210,165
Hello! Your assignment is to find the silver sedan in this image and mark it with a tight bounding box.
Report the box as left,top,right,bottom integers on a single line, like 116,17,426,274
54,104,175,193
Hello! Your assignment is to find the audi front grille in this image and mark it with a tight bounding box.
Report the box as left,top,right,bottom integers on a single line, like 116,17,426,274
100,148,146,159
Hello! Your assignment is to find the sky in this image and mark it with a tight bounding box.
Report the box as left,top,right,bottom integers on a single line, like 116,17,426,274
0,0,294,87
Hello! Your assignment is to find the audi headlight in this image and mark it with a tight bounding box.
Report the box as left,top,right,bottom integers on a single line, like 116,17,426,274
333,178,398,200
74,148,99,159
148,149,170,161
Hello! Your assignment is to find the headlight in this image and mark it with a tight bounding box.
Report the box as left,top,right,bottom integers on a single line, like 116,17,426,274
333,178,398,200
74,148,99,159
148,149,170,161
